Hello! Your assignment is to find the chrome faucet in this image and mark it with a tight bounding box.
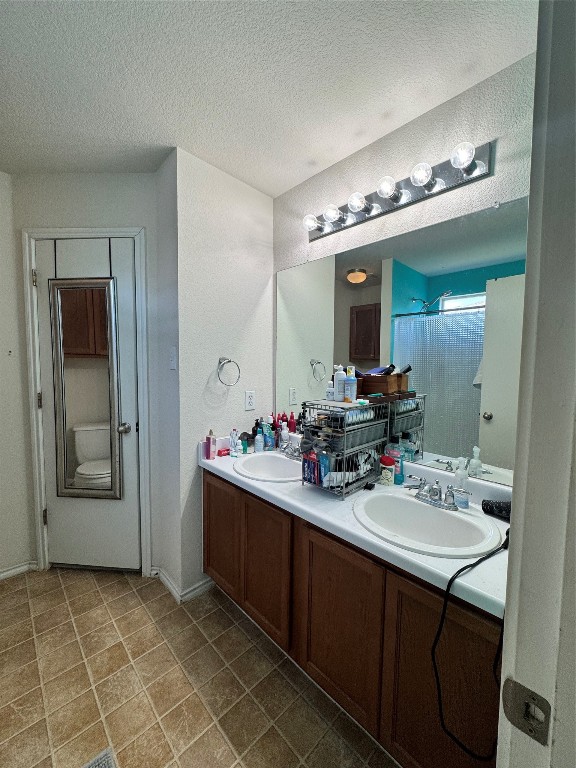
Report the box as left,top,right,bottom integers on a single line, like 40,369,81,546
405,476,460,512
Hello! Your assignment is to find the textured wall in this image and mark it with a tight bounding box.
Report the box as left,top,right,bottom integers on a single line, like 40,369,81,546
274,56,536,273
0,172,35,573
176,149,274,591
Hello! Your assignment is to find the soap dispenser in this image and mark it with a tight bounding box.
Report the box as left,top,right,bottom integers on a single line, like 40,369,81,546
453,457,470,509
469,446,483,478
333,365,346,402
254,428,264,453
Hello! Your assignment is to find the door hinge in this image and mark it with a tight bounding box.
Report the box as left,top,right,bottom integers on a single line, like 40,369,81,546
32,268,37,287
502,677,551,746
37,392,42,409
136,422,139,433
42,508,48,526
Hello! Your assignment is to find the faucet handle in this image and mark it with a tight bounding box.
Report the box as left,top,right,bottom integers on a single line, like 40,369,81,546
444,484,455,505
405,475,426,490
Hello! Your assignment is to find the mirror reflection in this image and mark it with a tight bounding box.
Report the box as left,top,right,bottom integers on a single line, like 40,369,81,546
50,279,121,498
276,199,529,486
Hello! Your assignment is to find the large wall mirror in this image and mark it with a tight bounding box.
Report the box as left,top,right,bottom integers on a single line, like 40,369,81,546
276,197,529,486
49,278,122,498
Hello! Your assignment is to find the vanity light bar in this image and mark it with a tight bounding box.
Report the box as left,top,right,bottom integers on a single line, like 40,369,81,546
303,141,492,242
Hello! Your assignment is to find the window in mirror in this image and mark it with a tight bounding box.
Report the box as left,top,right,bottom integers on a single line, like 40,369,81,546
441,292,486,312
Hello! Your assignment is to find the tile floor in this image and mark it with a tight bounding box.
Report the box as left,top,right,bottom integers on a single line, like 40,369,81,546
0,568,399,768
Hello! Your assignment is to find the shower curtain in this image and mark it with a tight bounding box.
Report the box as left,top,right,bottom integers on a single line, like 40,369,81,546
393,309,485,459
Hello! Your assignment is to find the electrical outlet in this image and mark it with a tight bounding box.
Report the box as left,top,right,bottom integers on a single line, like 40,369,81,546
245,390,256,411
289,387,297,406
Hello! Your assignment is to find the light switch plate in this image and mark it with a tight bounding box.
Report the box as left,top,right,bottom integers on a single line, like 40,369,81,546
289,387,297,406
245,390,255,411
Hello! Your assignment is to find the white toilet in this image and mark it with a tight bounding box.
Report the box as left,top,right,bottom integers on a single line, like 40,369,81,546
73,422,112,489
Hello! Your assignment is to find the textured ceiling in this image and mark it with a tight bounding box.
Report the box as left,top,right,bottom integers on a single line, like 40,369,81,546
0,1,538,196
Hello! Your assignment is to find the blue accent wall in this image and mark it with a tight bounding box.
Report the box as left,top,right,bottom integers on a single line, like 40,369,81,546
390,261,429,357
427,259,526,298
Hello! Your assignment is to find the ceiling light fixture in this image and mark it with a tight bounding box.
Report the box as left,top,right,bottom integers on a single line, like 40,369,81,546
302,214,323,232
450,141,476,171
323,204,345,223
376,175,401,202
346,268,367,284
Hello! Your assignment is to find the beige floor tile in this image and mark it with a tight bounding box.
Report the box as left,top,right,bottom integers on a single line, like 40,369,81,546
197,609,235,641
367,747,401,767
0,618,33,653
218,694,269,756
212,626,252,664
39,640,83,682
93,570,126,587
27,572,61,598
136,580,168,604
166,624,207,662
36,621,76,657
0,573,27,596
33,603,72,636
332,711,378,760
306,729,364,768
79,621,121,658
68,590,103,618
105,690,156,751
0,686,45,743
0,718,50,767
0,586,29,613
58,569,94,585
146,664,195,716
181,644,225,689
53,721,108,768
33,757,53,768
302,683,342,725
156,607,193,639
199,668,246,718
229,646,273,689
277,657,313,693
100,576,133,602
0,660,40,708
30,587,66,616
95,664,143,716
178,724,236,768
182,591,219,621
133,642,177,685
145,592,179,621
124,572,155,588
251,670,298,720
276,697,328,758
86,641,130,684
243,726,299,768
73,604,111,637
63,576,97,600
252,634,285,666
236,618,267,644
117,722,174,768
0,637,36,678
115,606,151,638
0,602,31,629
47,689,100,749
161,694,213,755
43,663,91,713
107,590,142,619
123,623,164,660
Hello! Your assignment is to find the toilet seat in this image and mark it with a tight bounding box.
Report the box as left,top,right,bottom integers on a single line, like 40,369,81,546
74,459,112,489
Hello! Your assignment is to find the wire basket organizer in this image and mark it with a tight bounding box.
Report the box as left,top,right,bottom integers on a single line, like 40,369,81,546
300,400,391,499
389,395,426,458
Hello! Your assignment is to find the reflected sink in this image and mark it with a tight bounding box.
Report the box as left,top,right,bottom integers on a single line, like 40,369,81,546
234,452,301,483
354,490,502,558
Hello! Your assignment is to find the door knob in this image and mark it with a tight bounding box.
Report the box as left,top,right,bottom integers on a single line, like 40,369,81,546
482,412,493,421
117,422,132,434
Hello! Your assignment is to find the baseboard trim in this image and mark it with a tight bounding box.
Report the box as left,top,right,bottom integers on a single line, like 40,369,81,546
156,568,213,604
0,561,38,582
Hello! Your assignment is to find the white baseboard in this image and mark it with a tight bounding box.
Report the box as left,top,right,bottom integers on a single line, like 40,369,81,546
0,561,38,582
156,568,213,604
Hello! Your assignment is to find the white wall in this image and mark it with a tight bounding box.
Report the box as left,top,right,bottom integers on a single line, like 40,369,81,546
0,172,35,574
333,280,382,371
176,148,274,592
276,256,334,409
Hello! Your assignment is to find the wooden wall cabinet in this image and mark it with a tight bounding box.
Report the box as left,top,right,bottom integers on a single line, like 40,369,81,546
350,302,381,360
203,472,243,602
61,287,108,357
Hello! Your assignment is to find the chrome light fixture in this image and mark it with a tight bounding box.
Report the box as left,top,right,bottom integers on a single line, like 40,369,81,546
302,214,323,232
348,192,381,216
346,268,367,284
323,204,345,223
410,162,435,189
376,175,400,201
450,141,476,171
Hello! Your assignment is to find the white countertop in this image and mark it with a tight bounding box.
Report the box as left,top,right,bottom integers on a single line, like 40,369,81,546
199,451,510,619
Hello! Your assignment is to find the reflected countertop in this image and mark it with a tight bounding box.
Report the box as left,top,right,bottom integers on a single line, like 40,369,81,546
199,450,510,619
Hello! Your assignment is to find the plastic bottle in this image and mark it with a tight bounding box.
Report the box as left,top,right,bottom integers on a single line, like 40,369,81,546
229,428,239,457
400,432,416,461
280,423,290,449
263,423,274,451
469,446,483,478
288,412,296,433
344,374,357,403
205,429,216,460
254,428,264,453
325,379,335,400
379,455,395,486
386,436,405,485
454,457,470,509
333,365,346,402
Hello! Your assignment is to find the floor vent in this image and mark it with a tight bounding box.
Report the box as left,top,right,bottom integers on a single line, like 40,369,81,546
82,749,117,768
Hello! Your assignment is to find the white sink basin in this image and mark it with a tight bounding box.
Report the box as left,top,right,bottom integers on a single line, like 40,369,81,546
354,489,502,558
234,452,301,483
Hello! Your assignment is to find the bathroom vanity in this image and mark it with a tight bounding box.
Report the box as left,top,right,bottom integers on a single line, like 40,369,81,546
201,457,509,768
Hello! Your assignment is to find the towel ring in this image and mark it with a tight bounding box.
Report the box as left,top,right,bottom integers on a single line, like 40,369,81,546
310,359,327,382
217,357,241,386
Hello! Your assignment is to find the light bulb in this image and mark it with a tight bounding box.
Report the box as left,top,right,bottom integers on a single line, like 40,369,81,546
302,214,322,232
410,162,434,188
450,142,476,170
376,176,399,200
347,268,367,284
323,204,344,223
348,192,370,213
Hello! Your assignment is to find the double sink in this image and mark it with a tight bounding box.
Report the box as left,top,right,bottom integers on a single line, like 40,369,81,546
233,452,502,559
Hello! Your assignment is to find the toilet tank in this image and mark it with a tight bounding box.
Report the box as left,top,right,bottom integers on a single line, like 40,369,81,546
73,422,111,464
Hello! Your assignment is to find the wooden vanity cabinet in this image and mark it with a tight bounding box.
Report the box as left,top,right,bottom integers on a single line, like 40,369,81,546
380,572,501,768
294,522,385,736
202,473,292,649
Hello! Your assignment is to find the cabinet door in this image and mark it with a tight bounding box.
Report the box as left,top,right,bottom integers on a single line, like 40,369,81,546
242,496,292,650
92,288,109,356
203,473,242,601
297,524,385,735
381,573,501,768
350,303,381,360
60,288,95,356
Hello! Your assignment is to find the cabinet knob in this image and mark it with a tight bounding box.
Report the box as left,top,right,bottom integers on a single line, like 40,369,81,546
482,412,493,421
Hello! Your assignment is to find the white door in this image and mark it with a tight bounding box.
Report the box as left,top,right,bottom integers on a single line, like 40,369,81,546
479,274,525,469
36,237,141,569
